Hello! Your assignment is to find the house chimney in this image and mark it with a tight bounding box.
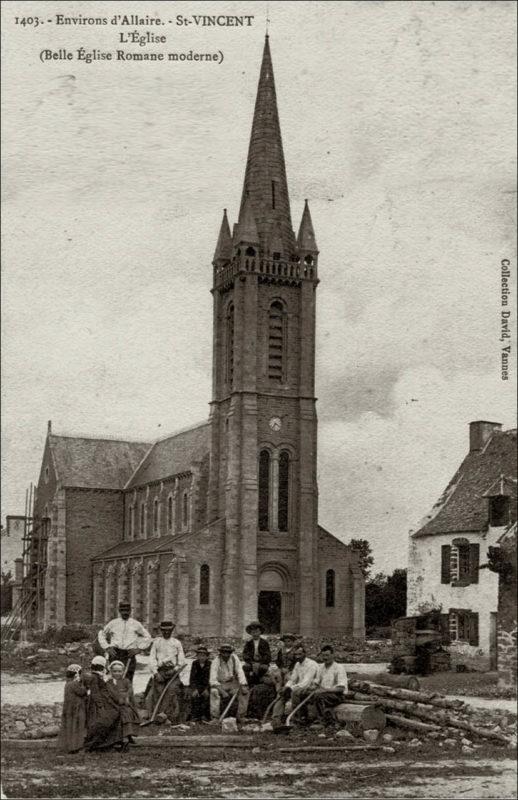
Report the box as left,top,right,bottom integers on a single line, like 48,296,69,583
469,420,502,452
14,557,23,583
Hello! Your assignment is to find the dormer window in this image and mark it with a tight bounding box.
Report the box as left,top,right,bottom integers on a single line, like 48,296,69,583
489,495,510,527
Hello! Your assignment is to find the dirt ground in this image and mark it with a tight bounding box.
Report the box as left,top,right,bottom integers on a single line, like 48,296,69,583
419,671,516,700
2,736,516,799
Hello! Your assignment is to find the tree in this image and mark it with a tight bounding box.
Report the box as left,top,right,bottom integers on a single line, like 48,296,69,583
349,538,374,578
365,568,407,631
0,569,13,615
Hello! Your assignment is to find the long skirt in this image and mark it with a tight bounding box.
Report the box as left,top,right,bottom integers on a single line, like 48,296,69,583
57,681,88,753
84,674,124,751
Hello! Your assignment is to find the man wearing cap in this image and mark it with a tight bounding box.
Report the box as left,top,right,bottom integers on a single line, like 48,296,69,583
145,621,186,723
188,645,211,722
242,621,271,687
209,644,249,721
309,644,348,723
98,601,150,683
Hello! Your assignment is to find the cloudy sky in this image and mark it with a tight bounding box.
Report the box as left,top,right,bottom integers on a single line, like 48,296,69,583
2,0,516,574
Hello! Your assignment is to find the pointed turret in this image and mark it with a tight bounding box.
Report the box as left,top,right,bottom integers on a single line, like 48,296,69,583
213,209,233,264
297,200,318,253
234,192,260,247
237,36,296,256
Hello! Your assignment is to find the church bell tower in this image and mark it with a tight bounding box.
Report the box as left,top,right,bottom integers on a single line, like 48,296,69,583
208,36,320,636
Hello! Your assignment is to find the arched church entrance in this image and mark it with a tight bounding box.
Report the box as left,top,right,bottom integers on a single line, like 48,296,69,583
258,591,281,633
258,564,294,633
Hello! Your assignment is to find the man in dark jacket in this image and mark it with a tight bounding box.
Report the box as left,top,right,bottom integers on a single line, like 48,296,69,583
242,621,271,687
189,645,211,722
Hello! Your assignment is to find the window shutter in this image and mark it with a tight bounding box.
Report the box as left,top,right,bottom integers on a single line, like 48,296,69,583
468,612,479,646
469,543,480,584
441,545,451,583
440,614,451,644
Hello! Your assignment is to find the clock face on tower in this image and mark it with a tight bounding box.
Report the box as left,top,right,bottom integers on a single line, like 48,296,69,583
269,417,282,432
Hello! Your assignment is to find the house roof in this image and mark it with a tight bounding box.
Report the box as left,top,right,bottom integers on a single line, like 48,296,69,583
92,535,177,561
125,422,210,488
49,434,151,490
412,429,518,538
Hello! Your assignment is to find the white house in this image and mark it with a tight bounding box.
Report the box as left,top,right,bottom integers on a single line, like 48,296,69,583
407,421,517,670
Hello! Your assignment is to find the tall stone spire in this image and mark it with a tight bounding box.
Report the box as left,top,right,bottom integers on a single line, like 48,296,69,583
234,192,260,246
213,209,232,263
237,35,296,257
297,200,318,253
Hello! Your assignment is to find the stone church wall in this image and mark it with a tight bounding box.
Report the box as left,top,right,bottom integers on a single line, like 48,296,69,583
65,488,124,624
318,529,361,637
124,473,194,540
160,523,225,635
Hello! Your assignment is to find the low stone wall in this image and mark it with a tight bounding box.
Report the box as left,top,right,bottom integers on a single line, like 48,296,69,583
1,635,391,675
497,530,517,688
2,703,61,740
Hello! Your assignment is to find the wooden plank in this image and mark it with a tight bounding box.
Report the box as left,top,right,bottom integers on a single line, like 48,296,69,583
280,746,382,753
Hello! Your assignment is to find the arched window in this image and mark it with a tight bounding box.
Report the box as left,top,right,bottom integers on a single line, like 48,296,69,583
200,564,210,605
167,495,173,532
268,301,285,383
153,498,159,535
226,303,234,386
258,450,270,531
182,491,189,530
278,450,290,532
129,505,135,539
325,569,335,608
140,502,146,538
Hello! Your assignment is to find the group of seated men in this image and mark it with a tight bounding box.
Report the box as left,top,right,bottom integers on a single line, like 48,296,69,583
98,601,349,726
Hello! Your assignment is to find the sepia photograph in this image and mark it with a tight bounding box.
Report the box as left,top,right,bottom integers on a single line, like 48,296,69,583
1,1,516,797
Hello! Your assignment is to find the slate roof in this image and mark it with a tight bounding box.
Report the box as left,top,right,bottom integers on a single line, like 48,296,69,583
92,535,177,562
49,434,151,490
126,422,210,488
412,429,518,538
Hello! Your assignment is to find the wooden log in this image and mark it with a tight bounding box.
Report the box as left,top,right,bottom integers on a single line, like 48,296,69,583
386,714,441,733
349,673,420,691
353,691,450,723
355,693,511,745
350,680,465,710
278,745,383,753
334,703,386,731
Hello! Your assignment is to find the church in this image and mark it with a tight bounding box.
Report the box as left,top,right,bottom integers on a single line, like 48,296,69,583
30,37,365,639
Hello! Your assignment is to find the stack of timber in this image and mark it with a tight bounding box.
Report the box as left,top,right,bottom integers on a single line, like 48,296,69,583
343,679,516,745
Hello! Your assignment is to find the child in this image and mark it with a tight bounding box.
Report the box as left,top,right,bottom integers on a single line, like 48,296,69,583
57,663,88,753
107,660,140,747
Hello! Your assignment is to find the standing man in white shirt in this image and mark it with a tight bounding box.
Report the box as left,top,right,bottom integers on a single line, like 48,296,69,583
145,620,186,723
272,643,319,726
310,644,348,723
97,601,151,683
209,643,249,721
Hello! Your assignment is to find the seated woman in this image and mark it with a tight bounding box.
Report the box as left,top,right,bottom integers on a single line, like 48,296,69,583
106,660,140,745
83,656,125,752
